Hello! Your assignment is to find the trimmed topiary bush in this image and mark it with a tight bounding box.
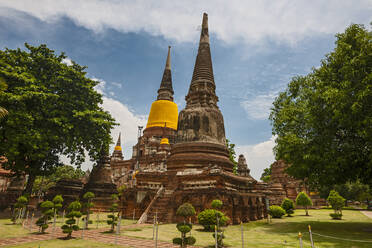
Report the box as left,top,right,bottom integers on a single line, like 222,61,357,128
82,192,95,229
329,213,342,220
268,205,286,218
61,200,82,239
296,192,313,216
281,198,295,216
211,199,223,210
173,203,196,247
197,209,229,231
107,194,119,232
12,195,28,224
36,201,54,233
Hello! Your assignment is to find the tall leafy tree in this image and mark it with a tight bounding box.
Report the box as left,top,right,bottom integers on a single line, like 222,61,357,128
270,24,372,188
0,77,8,118
0,43,116,194
226,139,237,174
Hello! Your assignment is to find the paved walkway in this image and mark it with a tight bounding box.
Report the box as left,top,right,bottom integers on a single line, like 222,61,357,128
360,210,372,219
0,223,197,248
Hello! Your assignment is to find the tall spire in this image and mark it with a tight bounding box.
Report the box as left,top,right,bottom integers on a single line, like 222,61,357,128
112,132,123,161
185,13,218,108
157,46,174,101
115,132,121,147
191,13,214,85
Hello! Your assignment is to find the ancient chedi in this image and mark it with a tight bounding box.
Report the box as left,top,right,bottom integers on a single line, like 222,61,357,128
268,160,325,206
82,149,118,210
119,13,270,224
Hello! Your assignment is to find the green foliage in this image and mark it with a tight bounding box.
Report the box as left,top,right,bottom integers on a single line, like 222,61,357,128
0,77,7,118
107,194,119,232
173,223,195,247
260,165,272,182
36,200,54,233
61,201,82,239
176,203,196,219
52,195,63,210
0,43,117,194
226,139,238,174
268,205,286,218
197,209,229,231
296,192,312,216
320,181,372,203
269,24,372,188
327,190,345,218
281,198,295,216
82,192,95,229
329,213,343,220
12,195,28,224
211,199,223,210
33,166,86,196
174,203,196,247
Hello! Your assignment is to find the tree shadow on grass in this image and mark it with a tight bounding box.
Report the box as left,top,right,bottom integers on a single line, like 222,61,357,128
261,220,372,247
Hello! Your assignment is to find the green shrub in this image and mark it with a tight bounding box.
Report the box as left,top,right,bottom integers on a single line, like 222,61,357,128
176,203,196,219
198,209,229,231
330,213,342,220
268,205,285,218
83,191,95,229
173,203,196,247
36,201,54,233
211,199,223,209
61,201,82,239
281,198,295,216
296,192,313,216
107,194,119,232
327,190,345,219
12,195,28,224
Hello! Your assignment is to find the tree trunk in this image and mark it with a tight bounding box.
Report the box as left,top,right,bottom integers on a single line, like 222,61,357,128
305,207,309,216
23,173,36,196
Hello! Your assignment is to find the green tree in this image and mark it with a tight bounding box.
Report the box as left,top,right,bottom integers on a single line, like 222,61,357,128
52,195,63,227
107,194,119,232
61,200,82,239
0,43,116,194
296,192,312,216
260,166,272,183
82,192,95,229
281,198,295,216
11,195,28,224
36,201,54,233
226,139,238,174
327,190,345,219
173,203,196,248
269,24,372,188
32,165,86,196
0,77,7,119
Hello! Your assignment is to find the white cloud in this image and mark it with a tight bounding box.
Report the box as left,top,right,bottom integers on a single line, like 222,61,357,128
1,0,371,46
240,93,276,120
61,57,73,66
236,136,276,180
61,78,147,171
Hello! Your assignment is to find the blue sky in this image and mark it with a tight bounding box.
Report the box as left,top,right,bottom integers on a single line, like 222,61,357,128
1,1,371,179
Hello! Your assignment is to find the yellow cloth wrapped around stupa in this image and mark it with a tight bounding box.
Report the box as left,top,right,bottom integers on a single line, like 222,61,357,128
146,100,178,130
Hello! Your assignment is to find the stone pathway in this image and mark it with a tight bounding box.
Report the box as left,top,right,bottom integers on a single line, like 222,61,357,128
0,224,197,248
360,210,372,219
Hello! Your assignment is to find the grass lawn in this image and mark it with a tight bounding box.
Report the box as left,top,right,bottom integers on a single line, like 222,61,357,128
0,218,31,238
0,212,137,239
122,209,372,248
3,238,127,248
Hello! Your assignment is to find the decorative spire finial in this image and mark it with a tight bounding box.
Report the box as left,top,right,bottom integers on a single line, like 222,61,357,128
157,46,174,101
165,46,171,70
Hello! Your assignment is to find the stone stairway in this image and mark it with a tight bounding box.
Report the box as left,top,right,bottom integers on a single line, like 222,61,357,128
146,190,174,224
